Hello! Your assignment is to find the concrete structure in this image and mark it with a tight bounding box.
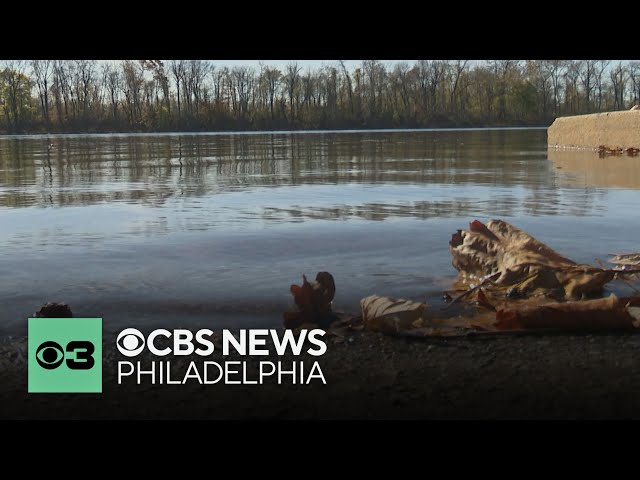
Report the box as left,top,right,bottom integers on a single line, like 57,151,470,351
547,109,640,150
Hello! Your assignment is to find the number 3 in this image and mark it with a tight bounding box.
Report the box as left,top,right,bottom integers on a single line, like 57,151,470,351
66,341,95,370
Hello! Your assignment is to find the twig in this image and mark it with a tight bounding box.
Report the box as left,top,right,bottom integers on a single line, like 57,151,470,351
443,265,640,312
443,269,541,310
442,272,501,310
612,271,640,294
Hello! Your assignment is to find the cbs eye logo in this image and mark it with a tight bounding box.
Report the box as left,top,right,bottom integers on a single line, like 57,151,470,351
28,318,102,393
35,340,95,370
116,328,145,357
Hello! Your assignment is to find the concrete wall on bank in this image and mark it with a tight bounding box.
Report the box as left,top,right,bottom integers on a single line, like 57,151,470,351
547,110,640,149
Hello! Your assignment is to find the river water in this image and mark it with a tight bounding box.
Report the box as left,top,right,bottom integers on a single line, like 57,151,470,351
1,129,639,336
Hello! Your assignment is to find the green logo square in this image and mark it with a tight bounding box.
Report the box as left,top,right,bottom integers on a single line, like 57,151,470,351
28,318,102,393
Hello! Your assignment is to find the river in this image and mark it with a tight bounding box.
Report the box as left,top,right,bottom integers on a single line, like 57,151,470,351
1,128,638,336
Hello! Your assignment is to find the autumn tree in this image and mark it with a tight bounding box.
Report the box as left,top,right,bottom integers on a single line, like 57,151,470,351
0,59,638,134
0,61,33,132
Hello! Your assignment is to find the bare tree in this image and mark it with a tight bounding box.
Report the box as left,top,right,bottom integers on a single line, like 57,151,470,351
390,62,412,121
102,63,121,122
183,60,208,115
74,60,97,122
629,61,640,105
170,60,187,121
31,60,52,125
490,60,520,121
545,60,566,117
563,61,582,115
578,60,597,112
141,60,170,119
284,62,301,124
610,62,627,110
527,60,552,121
338,60,354,119
362,60,388,119
121,60,145,128
448,60,468,116
261,66,280,120
593,60,610,111
229,66,254,118
52,60,72,123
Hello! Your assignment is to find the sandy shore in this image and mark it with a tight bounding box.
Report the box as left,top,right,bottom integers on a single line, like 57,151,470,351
2,330,640,419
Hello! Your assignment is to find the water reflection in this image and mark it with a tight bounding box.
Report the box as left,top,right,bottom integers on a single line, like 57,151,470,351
0,129,601,221
548,148,640,189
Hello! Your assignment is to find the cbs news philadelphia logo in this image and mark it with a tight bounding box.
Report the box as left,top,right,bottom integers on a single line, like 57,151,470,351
28,318,102,393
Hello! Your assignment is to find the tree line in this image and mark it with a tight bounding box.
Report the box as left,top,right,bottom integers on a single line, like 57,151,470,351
1,60,639,134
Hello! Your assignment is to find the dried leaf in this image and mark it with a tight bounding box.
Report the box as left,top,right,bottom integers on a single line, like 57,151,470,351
450,219,615,299
495,294,637,331
361,295,427,335
283,272,338,329
609,253,640,267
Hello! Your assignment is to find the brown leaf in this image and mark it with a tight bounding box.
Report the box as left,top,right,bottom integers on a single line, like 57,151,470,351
449,219,614,299
469,219,500,242
283,271,338,329
315,271,336,306
361,295,427,335
609,252,640,267
495,294,637,331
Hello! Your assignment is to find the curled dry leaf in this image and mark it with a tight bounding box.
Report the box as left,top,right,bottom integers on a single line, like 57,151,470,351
449,219,616,299
609,253,640,267
361,295,427,335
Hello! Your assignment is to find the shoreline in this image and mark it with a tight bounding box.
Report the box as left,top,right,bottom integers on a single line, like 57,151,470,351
0,125,549,138
3,329,640,419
